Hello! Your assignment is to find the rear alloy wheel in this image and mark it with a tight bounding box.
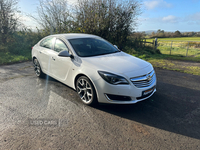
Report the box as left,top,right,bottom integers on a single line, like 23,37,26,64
33,58,45,77
76,76,97,106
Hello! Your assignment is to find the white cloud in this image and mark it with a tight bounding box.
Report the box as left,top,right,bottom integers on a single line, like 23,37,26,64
144,0,172,10
16,13,39,29
67,0,78,5
144,0,159,9
162,15,177,23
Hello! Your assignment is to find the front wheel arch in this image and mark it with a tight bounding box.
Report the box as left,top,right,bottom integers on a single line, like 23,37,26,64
74,74,98,98
75,75,98,106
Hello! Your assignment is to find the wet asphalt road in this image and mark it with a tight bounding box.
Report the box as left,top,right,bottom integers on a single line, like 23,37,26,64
0,62,200,150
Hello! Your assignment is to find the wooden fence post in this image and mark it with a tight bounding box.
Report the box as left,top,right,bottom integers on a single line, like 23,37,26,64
153,40,155,49
186,42,189,57
170,41,173,55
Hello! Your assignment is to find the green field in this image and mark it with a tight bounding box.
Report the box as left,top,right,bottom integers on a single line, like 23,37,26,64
145,37,200,57
147,37,200,42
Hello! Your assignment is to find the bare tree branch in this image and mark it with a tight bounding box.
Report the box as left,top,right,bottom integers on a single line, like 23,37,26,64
30,0,72,34
0,0,19,44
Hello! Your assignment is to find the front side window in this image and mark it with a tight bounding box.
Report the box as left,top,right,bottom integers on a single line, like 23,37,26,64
40,37,54,49
68,38,119,57
54,39,69,53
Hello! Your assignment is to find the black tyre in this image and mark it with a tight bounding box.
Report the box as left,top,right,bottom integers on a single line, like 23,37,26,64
76,76,98,106
33,58,45,77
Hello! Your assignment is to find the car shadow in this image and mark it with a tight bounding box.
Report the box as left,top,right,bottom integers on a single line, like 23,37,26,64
94,81,200,140
34,69,200,140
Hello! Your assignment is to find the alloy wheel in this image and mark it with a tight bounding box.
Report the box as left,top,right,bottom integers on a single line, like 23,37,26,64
77,78,93,104
33,59,42,77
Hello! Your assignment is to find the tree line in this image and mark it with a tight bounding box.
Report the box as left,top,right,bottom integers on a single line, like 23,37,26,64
132,30,200,39
149,30,200,38
0,0,141,57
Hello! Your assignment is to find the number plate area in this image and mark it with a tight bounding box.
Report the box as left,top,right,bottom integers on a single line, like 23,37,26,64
142,86,155,96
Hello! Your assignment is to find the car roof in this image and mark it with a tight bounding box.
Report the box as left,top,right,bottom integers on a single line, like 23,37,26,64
48,33,100,40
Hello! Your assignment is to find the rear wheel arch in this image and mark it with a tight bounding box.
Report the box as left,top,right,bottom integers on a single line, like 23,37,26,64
32,57,44,73
33,58,45,77
32,56,37,62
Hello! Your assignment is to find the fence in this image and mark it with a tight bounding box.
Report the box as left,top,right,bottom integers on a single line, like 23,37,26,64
157,40,200,57
133,38,155,48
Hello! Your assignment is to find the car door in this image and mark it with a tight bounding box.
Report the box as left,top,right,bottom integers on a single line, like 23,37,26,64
38,37,55,73
50,38,73,81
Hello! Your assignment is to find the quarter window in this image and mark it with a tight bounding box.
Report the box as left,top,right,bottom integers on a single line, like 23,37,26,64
54,39,69,53
40,37,54,49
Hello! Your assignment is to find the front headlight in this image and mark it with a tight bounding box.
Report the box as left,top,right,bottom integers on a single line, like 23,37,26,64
98,71,129,85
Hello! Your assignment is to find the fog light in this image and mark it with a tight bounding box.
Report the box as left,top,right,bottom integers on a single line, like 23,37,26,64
105,94,132,101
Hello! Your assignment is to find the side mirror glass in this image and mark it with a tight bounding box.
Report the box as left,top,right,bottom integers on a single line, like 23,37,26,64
58,50,71,57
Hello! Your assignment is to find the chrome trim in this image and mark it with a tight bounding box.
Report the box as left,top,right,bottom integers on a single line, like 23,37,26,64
105,94,113,101
130,70,154,82
104,89,156,104
130,70,156,88
104,94,132,102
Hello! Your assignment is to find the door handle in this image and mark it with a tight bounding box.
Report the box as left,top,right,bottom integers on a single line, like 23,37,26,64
39,51,42,54
52,57,55,61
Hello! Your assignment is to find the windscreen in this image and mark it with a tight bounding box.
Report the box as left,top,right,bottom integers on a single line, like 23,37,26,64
68,38,119,57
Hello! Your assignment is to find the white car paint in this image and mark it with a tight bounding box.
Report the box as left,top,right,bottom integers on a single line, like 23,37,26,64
32,33,156,104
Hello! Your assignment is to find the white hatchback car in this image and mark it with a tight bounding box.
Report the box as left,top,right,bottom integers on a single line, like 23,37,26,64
32,33,156,105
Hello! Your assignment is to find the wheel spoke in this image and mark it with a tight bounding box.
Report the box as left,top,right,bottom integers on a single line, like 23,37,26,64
77,86,84,94
87,91,92,98
86,86,91,90
33,59,41,76
77,78,93,104
79,79,84,86
81,92,87,101
36,66,40,75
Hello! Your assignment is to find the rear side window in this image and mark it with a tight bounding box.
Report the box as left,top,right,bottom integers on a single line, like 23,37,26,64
40,37,54,49
54,39,69,53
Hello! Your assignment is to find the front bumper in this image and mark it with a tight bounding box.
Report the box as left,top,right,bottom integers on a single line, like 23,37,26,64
93,76,157,104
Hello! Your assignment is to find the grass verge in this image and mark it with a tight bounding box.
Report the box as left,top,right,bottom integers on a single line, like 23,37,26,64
134,54,200,76
1,50,199,76
0,52,31,65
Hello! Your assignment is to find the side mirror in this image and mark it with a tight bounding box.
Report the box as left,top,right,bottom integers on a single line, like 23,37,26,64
58,50,73,59
114,45,118,49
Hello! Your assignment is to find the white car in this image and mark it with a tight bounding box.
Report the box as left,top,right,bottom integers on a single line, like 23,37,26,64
32,33,156,105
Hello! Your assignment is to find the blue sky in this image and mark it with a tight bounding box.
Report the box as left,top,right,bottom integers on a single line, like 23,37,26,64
137,0,200,32
18,0,200,32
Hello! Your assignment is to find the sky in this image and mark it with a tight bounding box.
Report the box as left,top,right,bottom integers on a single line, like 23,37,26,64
18,0,200,32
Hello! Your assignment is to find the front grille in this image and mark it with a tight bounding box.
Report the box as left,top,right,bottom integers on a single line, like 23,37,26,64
130,70,156,88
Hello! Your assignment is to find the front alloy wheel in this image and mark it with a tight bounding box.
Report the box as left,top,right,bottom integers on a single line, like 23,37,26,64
76,76,97,106
33,58,44,77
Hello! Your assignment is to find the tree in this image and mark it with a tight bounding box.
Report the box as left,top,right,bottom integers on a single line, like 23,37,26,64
156,29,165,37
32,0,72,34
157,29,164,34
74,0,140,49
174,30,181,37
131,32,145,39
0,0,19,44
32,0,140,49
